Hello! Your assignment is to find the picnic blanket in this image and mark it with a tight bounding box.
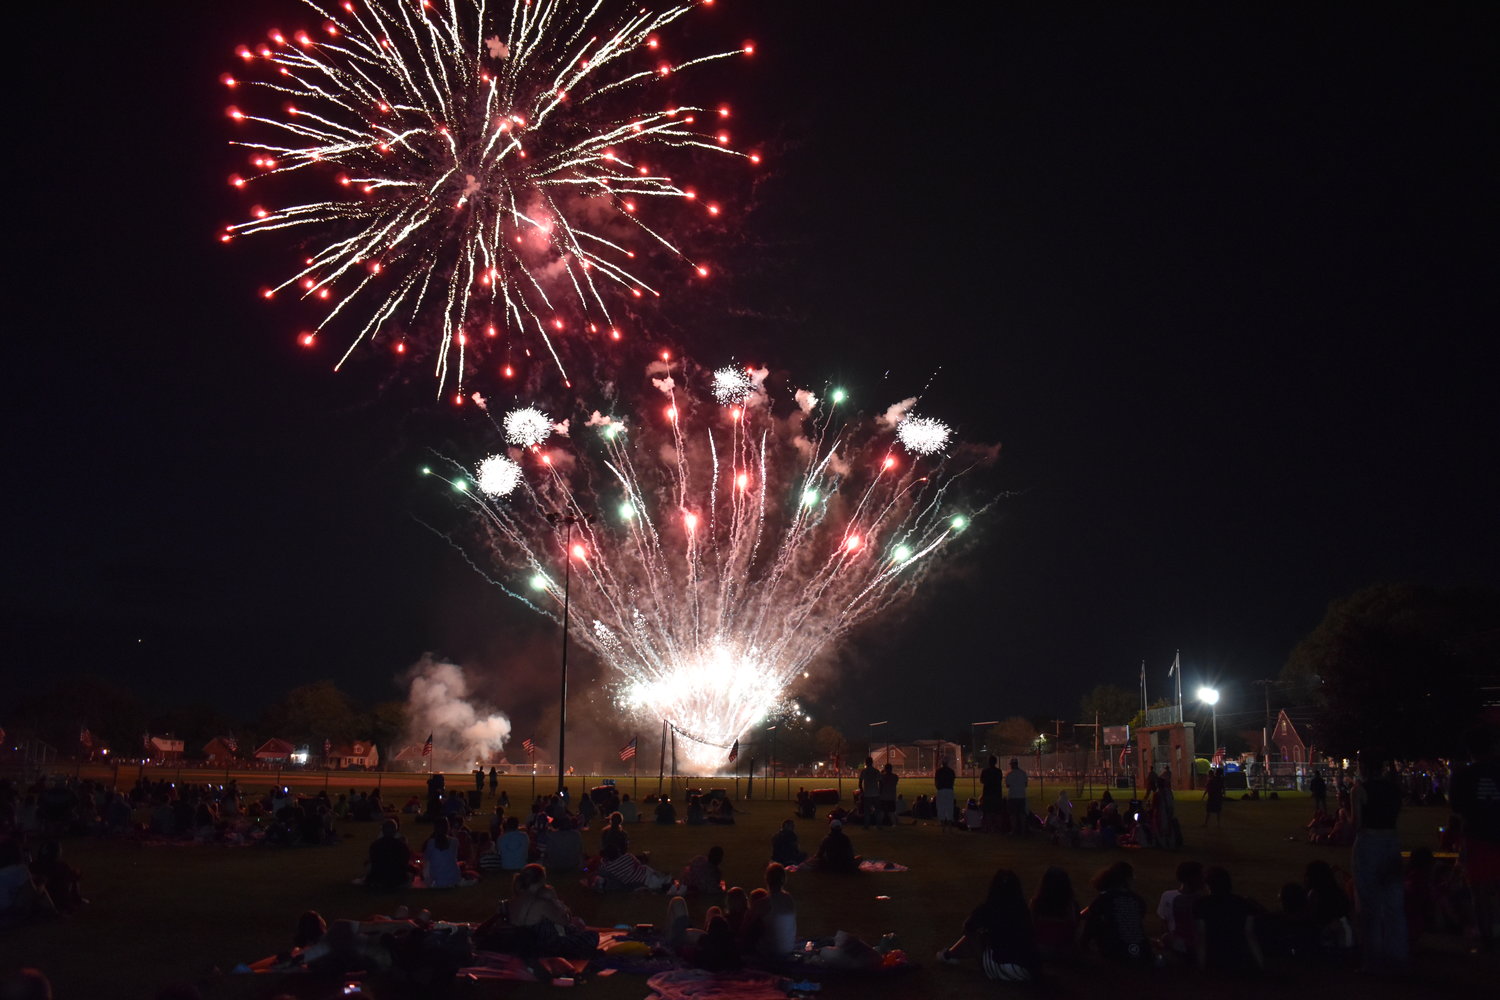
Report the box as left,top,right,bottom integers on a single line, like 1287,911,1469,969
786,858,908,873
646,968,789,1000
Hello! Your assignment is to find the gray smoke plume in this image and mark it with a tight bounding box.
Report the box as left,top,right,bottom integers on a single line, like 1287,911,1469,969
404,654,512,760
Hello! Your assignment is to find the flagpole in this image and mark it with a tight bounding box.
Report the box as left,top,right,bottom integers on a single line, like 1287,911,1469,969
657,720,667,798
1140,660,1148,718
1175,650,1183,718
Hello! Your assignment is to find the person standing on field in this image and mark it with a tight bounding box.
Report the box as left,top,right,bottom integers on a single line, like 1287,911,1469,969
1005,758,1030,836
980,756,1005,833
935,757,957,827
859,757,881,828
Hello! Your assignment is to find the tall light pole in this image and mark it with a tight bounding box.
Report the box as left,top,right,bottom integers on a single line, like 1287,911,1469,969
1252,678,1274,788
868,721,890,766
766,724,777,800
547,511,592,794
1197,686,1220,765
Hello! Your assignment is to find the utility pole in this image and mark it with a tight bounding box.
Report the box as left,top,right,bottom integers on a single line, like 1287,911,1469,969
1074,711,1103,794
1252,678,1274,791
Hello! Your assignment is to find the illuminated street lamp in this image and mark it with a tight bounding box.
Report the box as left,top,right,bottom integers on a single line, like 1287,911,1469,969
1198,686,1220,765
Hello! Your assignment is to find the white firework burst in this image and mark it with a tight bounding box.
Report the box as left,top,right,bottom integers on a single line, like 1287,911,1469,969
897,415,951,455
503,407,553,447
475,454,522,496
711,366,755,406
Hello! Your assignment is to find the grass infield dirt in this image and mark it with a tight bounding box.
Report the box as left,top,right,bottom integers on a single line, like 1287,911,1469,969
6,773,1494,999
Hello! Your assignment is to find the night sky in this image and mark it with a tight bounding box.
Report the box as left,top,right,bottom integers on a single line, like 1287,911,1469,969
6,2,1496,744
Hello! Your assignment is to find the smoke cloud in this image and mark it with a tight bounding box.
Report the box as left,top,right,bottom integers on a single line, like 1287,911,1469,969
404,654,513,761
877,396,918,429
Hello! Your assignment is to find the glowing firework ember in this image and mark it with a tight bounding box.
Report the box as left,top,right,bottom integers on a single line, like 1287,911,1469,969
476,454,522,496
503,406,554,447
434,359,994,769
896,415,952,455
222,0,754,393
711,365,756,405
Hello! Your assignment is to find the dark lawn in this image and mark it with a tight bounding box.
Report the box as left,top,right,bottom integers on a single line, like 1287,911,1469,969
5,784,1493,999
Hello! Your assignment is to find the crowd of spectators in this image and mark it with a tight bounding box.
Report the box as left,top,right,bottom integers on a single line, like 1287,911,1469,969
3,734,1498,996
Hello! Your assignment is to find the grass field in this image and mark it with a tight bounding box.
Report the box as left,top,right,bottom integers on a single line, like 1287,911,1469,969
5,775,1494,1000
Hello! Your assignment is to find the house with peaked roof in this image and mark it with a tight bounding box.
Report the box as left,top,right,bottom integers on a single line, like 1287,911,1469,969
202,737,240,762
254,738,297,762
329,740,380,770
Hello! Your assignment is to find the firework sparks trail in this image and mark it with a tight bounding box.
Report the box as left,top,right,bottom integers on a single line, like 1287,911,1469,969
430,359,994,770
222,0,755,396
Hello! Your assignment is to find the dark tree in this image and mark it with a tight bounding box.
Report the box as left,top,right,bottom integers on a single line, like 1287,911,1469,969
1079,684,1138,727
260,680,358,746
1280,583,1500,759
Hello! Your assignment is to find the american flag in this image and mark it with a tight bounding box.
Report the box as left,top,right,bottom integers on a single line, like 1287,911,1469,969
324,738,332,756
79,727,93,748
619,736,637,762
727,739,739,763
142,733,153,755
522,737,537,756
224,734,238,753
421,733,434,757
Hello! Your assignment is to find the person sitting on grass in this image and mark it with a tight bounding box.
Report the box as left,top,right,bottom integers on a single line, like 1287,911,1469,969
619,793,639,823
683,846,726,897
291,909,327,950
423,816,478,888
655,797,677,825
0,839,59,928
694,913,741,971
497,815,530,870
505,863,600,957
474,831,504,875
363,819,415,890
1029,866,1081,963
1303,859,1354,954
599,811,630,859
759,863,798,963
1079,861,1153,965
723,886,750,937
770,819,808,867
937,868,1040,983
1257,883,1320,962
1156,860,1206,958
686,795,708,826
707,796,737,825
962,798,983,831
30,841,84,914
814,819,859,873
542,816,583,872
1305,806,1334,842
1193,866,1264,975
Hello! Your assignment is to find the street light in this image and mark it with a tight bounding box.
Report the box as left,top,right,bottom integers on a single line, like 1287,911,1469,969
547,511,593,794
1197,686,1220,765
